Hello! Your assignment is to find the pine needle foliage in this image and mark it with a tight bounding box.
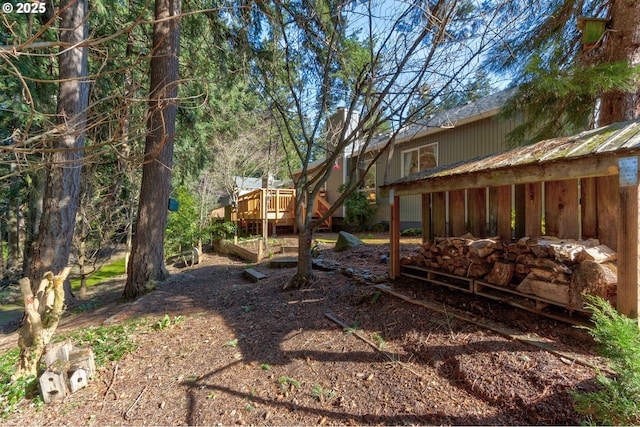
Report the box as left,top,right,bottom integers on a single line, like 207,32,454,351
572,295,640,425
500,59,640,147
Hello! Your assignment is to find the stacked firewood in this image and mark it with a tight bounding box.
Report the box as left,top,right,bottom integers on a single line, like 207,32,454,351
401,232,503,278
401,233,617,309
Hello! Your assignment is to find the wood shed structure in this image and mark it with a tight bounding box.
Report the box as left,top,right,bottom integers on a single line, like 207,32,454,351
383,119,640,319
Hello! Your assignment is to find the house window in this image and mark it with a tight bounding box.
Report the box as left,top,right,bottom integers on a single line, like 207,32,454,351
401,143,437,177
359,163,377,203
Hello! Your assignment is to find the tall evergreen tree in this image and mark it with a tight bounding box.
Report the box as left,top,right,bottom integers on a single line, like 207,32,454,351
489,0,640,145
124,0,182,299
598,0,640,126
30,0,89,288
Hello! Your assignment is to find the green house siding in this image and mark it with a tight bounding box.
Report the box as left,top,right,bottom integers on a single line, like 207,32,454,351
373,116,516,226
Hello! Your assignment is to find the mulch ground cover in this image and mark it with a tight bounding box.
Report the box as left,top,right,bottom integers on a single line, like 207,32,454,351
0,239,604,426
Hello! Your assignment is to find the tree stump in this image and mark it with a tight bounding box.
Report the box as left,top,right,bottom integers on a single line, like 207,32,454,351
13,268,70,381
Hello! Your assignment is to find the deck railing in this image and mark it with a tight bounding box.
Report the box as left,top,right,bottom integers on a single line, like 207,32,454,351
236,188,331,230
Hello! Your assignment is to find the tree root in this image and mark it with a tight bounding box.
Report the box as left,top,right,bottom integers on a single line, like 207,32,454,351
282,272,317,290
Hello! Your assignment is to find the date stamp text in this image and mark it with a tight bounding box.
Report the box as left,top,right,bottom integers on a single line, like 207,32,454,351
2,2,46,14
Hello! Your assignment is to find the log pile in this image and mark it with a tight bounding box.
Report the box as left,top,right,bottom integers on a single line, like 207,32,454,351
401,234,617,310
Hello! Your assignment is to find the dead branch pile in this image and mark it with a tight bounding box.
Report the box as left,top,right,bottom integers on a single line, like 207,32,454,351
401,233,617,309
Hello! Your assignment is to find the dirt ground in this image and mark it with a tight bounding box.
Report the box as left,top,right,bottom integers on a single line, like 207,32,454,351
0,238,606,426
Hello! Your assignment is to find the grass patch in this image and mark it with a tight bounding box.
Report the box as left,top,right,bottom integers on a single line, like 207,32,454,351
69,258,126,291
60,318,146,366
0,320,145,418
0,349,41,419
312,384,337,402
278,376,300,391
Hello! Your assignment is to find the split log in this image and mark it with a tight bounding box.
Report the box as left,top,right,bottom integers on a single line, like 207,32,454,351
533,258,573,275
528,238,560,258
517,274,570,305
467,263,491,278
468,238,501,258
569,261,617,309
582,245,617,263
529,268,571,284
484,261,515,286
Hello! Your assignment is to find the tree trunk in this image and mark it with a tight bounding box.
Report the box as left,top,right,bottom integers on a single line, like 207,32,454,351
13,269,70,380
29,0,88,297
7,163,21,274
78,229,87,299
22,168,45,278
284,226,314,290
0,220,4,279
598,0,640,126
284,193,315,290
123,0,181,300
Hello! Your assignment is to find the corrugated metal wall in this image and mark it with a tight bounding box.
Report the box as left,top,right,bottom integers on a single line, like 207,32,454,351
374,116,516,226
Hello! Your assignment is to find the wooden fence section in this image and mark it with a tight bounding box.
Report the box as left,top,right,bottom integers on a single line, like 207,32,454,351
419,177,619,251
236,188,331,233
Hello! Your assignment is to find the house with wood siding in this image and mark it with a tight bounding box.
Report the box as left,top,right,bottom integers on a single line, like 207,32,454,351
344,88,519,230
289,88,519,231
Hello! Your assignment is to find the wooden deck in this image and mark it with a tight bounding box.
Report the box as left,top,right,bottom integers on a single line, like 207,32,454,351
236,188,332,233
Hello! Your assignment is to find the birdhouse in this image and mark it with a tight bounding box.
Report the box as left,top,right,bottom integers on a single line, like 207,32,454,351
577,16,610,47
168,197,180,211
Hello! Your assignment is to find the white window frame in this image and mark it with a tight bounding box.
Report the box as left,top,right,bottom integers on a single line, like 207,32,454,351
400,142,438,177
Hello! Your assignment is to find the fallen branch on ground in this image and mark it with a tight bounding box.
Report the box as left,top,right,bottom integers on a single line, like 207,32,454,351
324,312,422,378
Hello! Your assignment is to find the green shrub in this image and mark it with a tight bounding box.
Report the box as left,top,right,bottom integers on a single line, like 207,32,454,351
371,222,389,232
572,295,640,425
340,185,377,231
209,220,236,241
165,186,201,258
400,227,422,236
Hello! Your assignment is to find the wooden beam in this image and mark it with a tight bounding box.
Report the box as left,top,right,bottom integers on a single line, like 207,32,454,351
514,184,526,239
389,155,620,197
581,177,597,240
495,185,512,241
525,182,542,237
421,193,431,243
488,187,498,237
597,175,619,250
390,193,400,279
617,157,640,319
449,189,465,237
431,192,446,237
467,188,486,237
545,179,579,239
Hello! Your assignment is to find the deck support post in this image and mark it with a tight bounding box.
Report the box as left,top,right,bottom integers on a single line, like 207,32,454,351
390,191,400,279
617,157,640,320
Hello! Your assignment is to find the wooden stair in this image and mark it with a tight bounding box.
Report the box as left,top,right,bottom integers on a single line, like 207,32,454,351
313,195,332,232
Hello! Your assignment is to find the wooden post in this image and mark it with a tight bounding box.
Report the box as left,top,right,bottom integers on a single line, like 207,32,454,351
545,179,579,239
449,189,465,237
617,157,640,319
262,189,268,242
421,193,431,244
524,182,542,237
496,185,512,241
597,175,619,250
514,184,526,238
431,192,446,237
390,192,400,280
275,189,280,233
467,188,486,237
581,177,598,240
